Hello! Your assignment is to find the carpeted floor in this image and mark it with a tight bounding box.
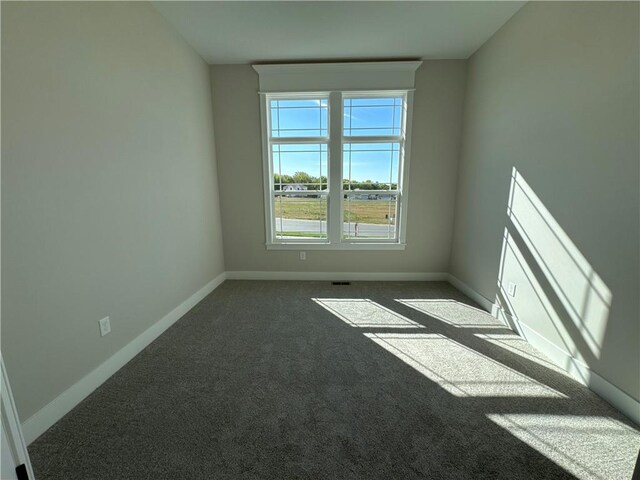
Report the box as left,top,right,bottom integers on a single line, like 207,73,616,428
29,281,640,479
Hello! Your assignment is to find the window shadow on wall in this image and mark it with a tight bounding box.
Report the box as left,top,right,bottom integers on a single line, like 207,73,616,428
494,168,612,381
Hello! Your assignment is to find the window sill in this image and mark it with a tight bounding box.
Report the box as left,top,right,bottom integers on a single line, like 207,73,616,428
266,242,406,251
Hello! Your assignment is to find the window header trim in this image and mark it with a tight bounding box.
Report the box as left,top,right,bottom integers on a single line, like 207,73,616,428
253,61,422,92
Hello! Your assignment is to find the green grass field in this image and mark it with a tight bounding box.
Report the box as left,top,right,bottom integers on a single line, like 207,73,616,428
274,197,396,224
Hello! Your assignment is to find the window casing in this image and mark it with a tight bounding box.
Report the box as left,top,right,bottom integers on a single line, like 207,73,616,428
260,90,414,250
268,94,330,242
342,92,406,244
255,61,421,251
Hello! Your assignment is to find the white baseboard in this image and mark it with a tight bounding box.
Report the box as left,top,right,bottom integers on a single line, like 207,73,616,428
447,274,640,426
21,270,638,446
226,271,448,281
21,272,227,445
588,370,640,426
515,320,640,425
446,273,495,311
515,320,591,384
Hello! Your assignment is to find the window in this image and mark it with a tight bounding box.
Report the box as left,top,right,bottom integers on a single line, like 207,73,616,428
269,96,329,241
343,94,404,242
255,61,420,250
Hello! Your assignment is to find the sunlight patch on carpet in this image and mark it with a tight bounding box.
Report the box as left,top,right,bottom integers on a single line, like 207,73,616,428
365,333,565,398
314,298,424,328
487,414,640,480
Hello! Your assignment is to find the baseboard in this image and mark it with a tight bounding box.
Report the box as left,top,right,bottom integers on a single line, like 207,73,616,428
21,270,639,445
588,371,640,427
515,320,640,425
226,271,448,281
446,274,640,426
21,272,227,445
514,320,591,384
446,274,495,311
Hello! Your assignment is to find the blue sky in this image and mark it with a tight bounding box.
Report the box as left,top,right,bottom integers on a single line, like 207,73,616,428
271,98,402,184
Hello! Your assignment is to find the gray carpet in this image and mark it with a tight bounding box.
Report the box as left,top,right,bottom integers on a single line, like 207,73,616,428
28,281,640,479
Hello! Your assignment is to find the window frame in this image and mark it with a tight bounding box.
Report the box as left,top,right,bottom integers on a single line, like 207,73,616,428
262,92,331,245
341,91,407,245
259,89,415,250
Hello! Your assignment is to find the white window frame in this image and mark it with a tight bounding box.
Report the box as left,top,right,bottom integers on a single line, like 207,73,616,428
255,62,420,251
341,91,409,246
262,92,331,245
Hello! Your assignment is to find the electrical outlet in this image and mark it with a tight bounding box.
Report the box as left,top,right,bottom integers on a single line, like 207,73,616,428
300,251,306,261
99,317,111,337
507,282,517,297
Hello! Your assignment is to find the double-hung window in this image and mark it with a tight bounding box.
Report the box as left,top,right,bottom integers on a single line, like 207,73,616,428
269,95,330,241
342,93,405,243
256,62,420,250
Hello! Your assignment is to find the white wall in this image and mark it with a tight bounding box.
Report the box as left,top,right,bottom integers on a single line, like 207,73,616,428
1,2,225,423
210,62,466,274
450,2,639,406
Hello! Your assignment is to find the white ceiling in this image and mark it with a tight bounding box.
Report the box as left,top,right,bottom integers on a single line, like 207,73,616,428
152,1,526,64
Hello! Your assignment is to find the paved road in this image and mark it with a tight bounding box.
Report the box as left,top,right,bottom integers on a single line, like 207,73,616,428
276,218,395,238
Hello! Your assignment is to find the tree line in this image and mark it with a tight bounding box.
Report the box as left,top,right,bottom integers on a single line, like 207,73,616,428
274,172,397,191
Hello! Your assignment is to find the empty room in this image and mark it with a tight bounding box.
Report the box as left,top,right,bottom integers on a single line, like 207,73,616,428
1,1,639,479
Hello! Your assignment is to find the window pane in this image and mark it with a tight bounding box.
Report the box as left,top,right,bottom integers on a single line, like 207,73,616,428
343,143,400,190
343,97,403,137
270,98,328,138
272,144,327,191
343,195,398,239
274,193,327,240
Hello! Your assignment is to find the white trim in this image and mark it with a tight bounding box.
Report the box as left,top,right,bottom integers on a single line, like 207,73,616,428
328,91,342,245
261,92,331,246
588,369,640,426
265,242,406,251
341,91,407,245
514,320,591,384
226,271,447,282
1,355,35,479
21,272,227,445
446,274,640,426
446,274,495,312
22,270,637,450
259,89,417,95
398,90,414,245
515,320,640,426
269,136,329,144
256,64,420,250
259,93,274,245
343,189,398,195
253,61,422,92
261,89,414,249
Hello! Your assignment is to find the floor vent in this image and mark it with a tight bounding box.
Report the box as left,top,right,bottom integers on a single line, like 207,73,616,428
331,281,351,286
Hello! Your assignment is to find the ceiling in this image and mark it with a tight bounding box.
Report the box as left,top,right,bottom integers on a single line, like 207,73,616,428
152,1,526,64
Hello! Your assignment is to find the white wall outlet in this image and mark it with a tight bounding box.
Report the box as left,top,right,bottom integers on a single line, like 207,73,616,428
98,316,111,337
300,251,306,261
507,282,517,297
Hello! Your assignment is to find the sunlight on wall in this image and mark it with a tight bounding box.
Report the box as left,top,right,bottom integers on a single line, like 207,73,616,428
496,168,612,364
487,414,640,480
497,228,593,380
364,333,565,398
397,299,506,328
313,298,424,328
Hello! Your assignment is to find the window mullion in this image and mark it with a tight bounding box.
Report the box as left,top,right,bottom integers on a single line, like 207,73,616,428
327,91,343,244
